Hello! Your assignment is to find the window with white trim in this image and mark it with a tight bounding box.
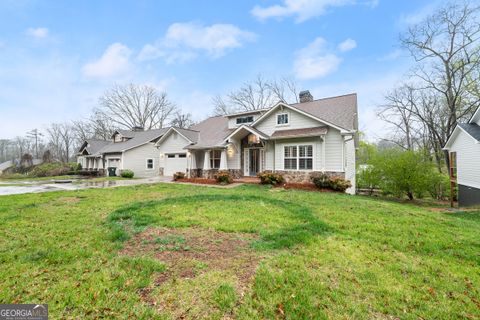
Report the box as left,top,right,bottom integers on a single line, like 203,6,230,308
277,113,289,125
210,150,221,169
299,145,313,170
146,158,154,170
284,145,313,170
236,116,254,124
284,146,297,170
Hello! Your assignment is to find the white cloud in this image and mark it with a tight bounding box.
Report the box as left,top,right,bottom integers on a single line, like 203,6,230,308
251,0,378,22
138,22,257,63
294,37,342,80
338,38,357,52
82,43,132,78
25,27,49,39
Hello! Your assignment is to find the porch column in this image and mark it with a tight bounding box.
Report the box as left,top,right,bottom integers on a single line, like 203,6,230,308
219,149,228,170
203,150,211,170
189,152,197,178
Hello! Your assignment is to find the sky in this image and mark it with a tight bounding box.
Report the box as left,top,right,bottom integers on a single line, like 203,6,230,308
0,0,440,140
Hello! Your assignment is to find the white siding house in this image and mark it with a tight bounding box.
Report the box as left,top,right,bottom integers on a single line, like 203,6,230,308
153,91,358,194
444,106,480,206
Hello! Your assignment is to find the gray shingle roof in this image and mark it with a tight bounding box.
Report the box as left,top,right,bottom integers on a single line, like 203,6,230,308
458,123,480,142
188,116,233,149
82,139,111,155
291,93,357,131
187,93,357,149
174,127,199,143
99,128,168,153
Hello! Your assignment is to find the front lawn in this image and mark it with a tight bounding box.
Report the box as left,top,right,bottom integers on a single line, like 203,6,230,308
0,184,478,319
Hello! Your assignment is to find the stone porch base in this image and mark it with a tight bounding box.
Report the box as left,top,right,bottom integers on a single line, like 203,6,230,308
268,170,345,183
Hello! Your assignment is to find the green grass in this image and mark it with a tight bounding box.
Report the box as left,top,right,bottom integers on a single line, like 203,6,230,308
0,183,478,319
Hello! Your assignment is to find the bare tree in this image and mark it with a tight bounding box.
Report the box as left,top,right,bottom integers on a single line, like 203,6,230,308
378,85,421,151
26,129,44,158
95,83,177,130
400,0,480,167
47,123,75,162
170,112,195,129
213,75,299,115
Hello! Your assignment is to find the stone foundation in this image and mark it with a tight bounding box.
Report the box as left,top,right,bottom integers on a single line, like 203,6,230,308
189,169,243,179
274,170,345,183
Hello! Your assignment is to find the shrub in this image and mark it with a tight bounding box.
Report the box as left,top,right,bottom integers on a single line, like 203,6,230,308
357,165,382,195
173,172,185,181
29,162,71,177
257,171,284,185
371,149,437,200
120,170,134,178
214,170,233,184
427,172,451,200
310,172,331,189
329,177,352,192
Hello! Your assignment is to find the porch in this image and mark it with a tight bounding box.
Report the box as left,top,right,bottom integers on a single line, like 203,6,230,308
186,127,268,179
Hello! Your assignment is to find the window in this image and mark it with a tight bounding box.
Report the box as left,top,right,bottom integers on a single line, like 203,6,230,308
167,154,175,158
236,116,254,124
146,158,154,170
284,145,313,170
210,150,221,169
284,146,297,170
277,113,289,125
299,145,313,170
179,153,187,158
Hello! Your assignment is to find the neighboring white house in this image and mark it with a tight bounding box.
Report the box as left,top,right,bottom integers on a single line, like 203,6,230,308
77,128,169,178
443,106,480,207
154,91,359,194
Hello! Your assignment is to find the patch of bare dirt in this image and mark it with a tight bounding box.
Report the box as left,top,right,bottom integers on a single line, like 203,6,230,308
121,227,263,302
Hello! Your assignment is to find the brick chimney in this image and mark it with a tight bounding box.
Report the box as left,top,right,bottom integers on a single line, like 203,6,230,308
299,90,313,103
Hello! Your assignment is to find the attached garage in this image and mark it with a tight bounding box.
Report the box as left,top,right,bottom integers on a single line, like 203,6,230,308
164,153,188,176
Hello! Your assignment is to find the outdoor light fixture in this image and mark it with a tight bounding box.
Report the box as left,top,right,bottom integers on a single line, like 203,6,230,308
227,145,235,156
248,134,259,144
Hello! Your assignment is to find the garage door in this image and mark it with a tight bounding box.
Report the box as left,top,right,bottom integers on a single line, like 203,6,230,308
164,153,188,176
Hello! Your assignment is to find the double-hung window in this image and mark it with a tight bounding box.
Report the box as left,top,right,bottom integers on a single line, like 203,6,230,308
284,146,297,170
284,145,313,170
298,145,313,170
277,113,289,125
146,158,154,170
210,150,221,169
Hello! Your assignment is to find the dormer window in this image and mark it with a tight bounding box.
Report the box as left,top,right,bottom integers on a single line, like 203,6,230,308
277,113,289,125
236,116,254,124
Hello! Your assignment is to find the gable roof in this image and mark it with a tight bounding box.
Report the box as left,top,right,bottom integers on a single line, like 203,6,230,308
458,123,480,142
78,139,111,155
291,93,358,131
155,127,199,146
251,95,357,133
188,116,233,149
99,128,168,153
224,125,269,142
444,123,480,149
